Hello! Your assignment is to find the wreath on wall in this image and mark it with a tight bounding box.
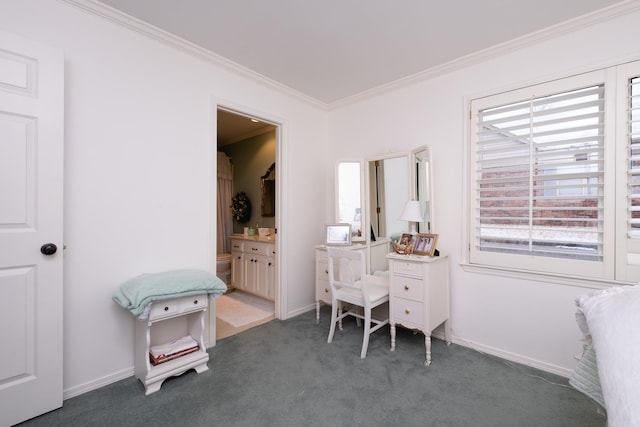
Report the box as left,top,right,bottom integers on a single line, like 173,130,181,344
231,191,251,223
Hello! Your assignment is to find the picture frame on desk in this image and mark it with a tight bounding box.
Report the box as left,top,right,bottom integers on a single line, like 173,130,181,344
325,223,352,246
413,233,439,256
394,233,415,255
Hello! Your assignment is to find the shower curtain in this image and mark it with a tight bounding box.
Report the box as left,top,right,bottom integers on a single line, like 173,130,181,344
217,152,233,254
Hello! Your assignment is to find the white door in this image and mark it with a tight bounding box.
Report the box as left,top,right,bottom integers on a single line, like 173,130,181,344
0,31,64,426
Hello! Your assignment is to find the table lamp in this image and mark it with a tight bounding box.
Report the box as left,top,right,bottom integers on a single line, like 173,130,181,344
398,200,423,235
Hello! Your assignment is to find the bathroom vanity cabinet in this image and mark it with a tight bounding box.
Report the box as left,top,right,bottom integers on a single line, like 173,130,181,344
230,236,276,301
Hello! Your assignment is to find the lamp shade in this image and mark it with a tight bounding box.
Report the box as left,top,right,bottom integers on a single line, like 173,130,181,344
398,201,423,222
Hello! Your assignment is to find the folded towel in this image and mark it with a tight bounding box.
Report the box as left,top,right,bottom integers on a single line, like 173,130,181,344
112,269,227,318
150,335,198,359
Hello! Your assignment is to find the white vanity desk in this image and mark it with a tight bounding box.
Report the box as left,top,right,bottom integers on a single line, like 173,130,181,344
387,252,450,366
331,145,443,364
315,239,390,323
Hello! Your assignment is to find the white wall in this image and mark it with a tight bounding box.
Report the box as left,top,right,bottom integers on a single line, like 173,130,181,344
328,9,640,375
1,0,327,396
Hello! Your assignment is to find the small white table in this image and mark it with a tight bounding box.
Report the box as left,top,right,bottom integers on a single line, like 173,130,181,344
134,295,210,395
387,253,450,366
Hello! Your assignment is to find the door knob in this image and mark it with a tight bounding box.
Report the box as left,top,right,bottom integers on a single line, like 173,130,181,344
40,243,58,255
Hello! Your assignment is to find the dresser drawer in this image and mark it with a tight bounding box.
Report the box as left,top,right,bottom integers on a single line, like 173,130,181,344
392,297,424,327
391,260,423,278
148,295,207,321
392,276,423,302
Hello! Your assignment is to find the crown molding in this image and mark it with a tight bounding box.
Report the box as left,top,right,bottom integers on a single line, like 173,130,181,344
60,0,328,110
328,0,640,109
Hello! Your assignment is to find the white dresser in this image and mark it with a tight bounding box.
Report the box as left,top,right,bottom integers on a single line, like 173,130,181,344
387,253,450,366
134,295,209,395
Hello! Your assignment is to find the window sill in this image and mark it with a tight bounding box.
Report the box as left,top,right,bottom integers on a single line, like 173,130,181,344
460,262,636,290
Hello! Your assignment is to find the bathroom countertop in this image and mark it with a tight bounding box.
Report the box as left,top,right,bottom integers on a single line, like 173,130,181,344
230,234,276,242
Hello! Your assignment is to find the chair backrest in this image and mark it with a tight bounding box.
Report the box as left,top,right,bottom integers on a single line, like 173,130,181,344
327,247,367,296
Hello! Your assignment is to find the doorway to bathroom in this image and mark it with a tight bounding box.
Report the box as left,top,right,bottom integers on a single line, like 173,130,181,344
215,107,279,339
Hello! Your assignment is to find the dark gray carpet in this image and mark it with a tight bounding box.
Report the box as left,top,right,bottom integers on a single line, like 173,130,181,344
19,307,605,427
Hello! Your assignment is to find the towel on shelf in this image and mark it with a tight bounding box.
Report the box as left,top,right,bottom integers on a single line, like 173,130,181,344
112,269,227,319
150,335,198,359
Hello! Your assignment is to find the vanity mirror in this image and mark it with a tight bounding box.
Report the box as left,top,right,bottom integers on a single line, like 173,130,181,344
368,154,410,241
261,162,276,217
332,146,433,272
335,160,365,241
412,146,434,233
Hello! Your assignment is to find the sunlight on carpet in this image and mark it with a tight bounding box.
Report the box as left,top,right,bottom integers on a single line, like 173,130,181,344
216,294,273,328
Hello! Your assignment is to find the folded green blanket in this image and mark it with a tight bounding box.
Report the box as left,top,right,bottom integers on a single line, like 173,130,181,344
113,269,227,318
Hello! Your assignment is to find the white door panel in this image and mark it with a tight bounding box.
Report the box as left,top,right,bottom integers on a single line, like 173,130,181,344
0,31,64,426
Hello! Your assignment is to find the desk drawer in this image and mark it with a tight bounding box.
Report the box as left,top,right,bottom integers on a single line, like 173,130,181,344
391,276,423,302
316,278,332,304
392,297,423,326
317,260,329,281
149,295,207,321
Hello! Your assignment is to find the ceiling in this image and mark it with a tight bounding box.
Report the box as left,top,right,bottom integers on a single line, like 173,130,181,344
95,0,625,105
217,109,276,146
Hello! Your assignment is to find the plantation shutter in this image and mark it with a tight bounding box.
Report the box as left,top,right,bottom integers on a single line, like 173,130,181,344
474,85,605,261
628,76,640,237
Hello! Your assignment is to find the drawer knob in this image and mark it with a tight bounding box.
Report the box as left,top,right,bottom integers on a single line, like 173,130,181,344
404,285,410,291
325,288,329,293
325,269,329,274
164,306,169,312
193,300,198,305
405,308,410,315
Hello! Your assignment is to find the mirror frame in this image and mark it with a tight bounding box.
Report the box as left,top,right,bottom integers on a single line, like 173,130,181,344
411,145,434,233
260,162,276,217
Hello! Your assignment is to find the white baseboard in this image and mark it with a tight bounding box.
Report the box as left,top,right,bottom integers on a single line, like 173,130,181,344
285,303,317,319
63,367,134,400
449,335,573,378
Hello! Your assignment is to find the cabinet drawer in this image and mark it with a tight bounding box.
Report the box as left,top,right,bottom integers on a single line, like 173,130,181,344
391,260,423,278
148,295,207,321
230,240,244,252
391,276,423,302
392,297,424,326
246,242,274,256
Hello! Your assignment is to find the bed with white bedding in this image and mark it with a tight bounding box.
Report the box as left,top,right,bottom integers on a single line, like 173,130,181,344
570,285,640,427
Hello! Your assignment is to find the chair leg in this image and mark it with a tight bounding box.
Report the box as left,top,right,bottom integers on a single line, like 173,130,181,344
327,301,338,343
360,308,372,358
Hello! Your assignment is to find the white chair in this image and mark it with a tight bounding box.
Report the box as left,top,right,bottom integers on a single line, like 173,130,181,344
326,247,390,358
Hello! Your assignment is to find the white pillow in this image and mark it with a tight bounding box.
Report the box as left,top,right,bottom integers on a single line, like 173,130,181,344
577,285,640,427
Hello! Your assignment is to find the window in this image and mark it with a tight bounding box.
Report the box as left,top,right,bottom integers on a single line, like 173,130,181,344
628,75,640,237
468,63,640,282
